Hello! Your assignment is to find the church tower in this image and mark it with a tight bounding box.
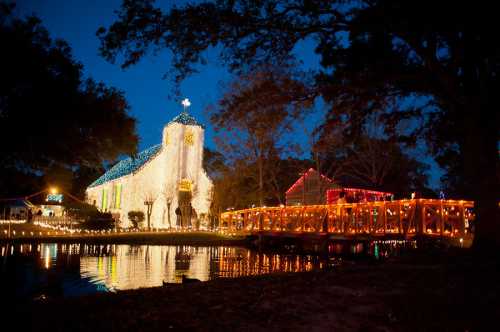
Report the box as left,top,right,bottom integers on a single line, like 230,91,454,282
161,99,212,228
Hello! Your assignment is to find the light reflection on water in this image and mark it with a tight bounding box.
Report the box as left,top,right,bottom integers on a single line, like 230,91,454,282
0,241,414,298
0,243,330,297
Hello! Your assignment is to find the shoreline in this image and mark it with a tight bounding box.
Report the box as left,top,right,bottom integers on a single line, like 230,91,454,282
0,224,249,246
0,231,249,246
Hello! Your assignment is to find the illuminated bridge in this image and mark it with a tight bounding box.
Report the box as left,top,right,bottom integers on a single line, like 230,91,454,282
220,199,474,240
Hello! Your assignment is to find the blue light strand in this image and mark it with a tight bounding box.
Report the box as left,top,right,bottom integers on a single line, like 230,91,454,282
89,144,162,188
168,111,203,128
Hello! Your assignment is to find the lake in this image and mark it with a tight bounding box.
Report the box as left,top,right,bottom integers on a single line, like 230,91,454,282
0,240,413,299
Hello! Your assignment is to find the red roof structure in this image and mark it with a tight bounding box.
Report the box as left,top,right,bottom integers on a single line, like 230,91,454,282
285,168,340,205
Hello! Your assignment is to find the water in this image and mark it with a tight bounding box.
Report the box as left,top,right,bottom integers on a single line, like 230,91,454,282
0,241,414,299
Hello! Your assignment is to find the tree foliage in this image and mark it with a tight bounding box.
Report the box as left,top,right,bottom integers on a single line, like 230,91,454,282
209,65,312,206
0,3,138,197
317,134,431,198
128,210,145,228
99,0,500,247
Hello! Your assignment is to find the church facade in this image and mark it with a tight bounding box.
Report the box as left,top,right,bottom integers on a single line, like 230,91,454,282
86,103,213,229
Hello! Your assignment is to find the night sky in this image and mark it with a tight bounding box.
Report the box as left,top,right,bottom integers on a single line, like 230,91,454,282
15,0,442,188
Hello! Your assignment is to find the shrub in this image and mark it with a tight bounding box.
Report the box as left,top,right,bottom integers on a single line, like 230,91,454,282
80,212,115,230
128,210,145,228
64,201,100,221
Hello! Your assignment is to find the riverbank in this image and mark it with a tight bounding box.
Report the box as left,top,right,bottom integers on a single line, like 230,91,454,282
7,249,498,331
0,223,247,246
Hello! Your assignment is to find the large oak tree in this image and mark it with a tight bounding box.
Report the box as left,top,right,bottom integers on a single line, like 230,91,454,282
209,65,312,206
0,3,138,197
98,0,499,249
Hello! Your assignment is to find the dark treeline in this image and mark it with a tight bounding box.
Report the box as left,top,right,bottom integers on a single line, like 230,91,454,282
0,3,138,199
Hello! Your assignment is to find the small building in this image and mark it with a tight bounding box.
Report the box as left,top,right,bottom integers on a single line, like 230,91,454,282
285,168,393,206
4,199,36,220
285,168,340,205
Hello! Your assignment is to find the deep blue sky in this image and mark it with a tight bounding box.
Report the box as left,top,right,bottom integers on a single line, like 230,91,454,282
16,0,442,188
16,0,324,151
16,0,236,151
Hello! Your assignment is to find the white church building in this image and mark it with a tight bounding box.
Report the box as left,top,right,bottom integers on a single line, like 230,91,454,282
86,100,213,229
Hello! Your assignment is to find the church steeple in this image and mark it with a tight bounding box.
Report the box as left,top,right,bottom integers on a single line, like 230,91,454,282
168,98,203,127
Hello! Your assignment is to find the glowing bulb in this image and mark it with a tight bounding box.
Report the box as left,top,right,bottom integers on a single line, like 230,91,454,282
181,98,191,108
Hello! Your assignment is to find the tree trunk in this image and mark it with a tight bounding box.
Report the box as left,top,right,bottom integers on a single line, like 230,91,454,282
167,203,171,228
258,153,264,207
315,154,322,204
147,205,152,230
464,110,500,251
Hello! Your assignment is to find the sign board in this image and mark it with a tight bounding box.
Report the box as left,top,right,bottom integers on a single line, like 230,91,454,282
46,194,63,203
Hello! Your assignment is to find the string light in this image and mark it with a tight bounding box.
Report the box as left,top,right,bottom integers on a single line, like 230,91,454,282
89,144,162,187
285,168,335,195
168,111,203,127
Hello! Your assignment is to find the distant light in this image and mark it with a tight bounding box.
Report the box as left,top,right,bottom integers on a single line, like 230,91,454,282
50,187,58,194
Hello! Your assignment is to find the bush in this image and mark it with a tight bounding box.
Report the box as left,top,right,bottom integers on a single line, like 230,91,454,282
79,212,115,230
128,210,145,228
64,201,100,221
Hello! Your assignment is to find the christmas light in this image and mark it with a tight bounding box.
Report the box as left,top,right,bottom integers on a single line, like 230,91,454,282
89,144,162,187
168,110,203,127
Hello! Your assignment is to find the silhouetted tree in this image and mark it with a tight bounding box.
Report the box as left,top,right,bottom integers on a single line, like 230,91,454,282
0,3,138,197
209,65,312,206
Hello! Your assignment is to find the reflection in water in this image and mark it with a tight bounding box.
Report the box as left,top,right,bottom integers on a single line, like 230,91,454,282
0,240,413,298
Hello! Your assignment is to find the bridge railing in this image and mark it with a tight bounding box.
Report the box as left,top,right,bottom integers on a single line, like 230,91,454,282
220,199,474,238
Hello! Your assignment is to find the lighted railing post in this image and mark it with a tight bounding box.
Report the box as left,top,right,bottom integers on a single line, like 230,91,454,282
301,207,305,232
383,202,387,235
258,210,263,232
420,202,426,235
354,205,359,234
459,203,466,236
322,208,328,233
341,206,346,234
439,200,444,236
397,202,403,234
368,204,372,233
279,207,284,231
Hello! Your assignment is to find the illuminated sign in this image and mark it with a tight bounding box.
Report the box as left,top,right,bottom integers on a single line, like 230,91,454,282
46,194,63,203
179,179,192,192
